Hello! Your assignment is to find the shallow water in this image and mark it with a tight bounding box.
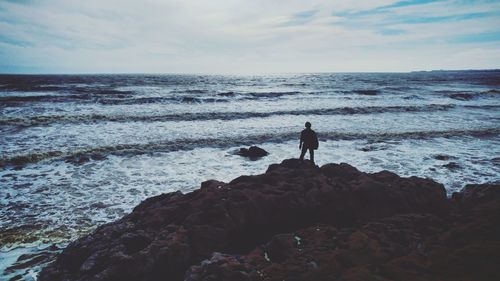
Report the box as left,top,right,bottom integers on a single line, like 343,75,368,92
1,71,499,280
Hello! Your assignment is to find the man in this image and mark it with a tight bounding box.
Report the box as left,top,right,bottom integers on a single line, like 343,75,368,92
299,121,318,163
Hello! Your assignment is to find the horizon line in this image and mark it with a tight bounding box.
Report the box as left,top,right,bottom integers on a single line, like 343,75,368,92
1,68,499,76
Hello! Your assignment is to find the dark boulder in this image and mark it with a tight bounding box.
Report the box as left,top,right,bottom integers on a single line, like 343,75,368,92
236,146,269,159
433,154,456,161
443,162,461,170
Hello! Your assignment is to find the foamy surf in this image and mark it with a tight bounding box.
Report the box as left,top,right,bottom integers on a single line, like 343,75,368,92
1,71,499,280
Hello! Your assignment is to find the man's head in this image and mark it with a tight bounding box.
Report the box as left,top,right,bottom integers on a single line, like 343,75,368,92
305,122,311,128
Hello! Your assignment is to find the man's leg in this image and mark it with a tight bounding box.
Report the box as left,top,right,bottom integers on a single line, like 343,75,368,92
299,146,307,160
309,148,314,163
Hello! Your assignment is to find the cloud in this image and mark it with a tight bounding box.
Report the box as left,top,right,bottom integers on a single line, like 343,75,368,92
278,9,319,26
0,0,498,73
380,0,443,9
449,31,500,44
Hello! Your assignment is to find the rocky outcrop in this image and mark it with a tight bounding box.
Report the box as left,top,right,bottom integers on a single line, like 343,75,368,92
236,146,269,159
184,184,500,281
39,159,499,281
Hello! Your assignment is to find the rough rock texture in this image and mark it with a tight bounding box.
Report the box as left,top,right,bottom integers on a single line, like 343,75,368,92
39,159,499,281
185,184,500,281
236,146,269,159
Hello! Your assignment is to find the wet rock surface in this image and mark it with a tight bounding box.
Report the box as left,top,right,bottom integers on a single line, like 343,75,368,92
432,154,456,161
39,159,499,281
236,146,269,159
443,162,461,170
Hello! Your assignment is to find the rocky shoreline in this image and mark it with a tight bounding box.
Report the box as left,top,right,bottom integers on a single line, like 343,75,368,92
39,159,500,281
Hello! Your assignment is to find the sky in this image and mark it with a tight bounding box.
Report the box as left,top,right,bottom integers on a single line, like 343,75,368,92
0,0,499,74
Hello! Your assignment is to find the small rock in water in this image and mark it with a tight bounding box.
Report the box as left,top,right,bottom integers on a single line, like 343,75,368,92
90,202,107,209
443,162,461,170
360,143,389,152
236,146,269,159
433,154,455,161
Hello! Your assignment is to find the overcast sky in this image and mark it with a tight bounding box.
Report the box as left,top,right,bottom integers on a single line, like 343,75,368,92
0,0,499,74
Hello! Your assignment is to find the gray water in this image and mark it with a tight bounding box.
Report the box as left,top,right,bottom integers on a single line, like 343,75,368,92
1,71,499,280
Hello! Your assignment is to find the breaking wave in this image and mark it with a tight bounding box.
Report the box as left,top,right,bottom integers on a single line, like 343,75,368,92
0,104,457,127
2,127,498,168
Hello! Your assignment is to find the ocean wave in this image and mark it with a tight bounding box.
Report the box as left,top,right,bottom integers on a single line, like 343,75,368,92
486,89,500,94
0,104,456,127
2,127,498,168
217,91,235,97
352,89,380,96
171,89,208,94
280,83,308,87
0,90,138,107
463,105,500,110
179,97,229,103
246,91,302,98
0,94,91,105
0,91,303,107
436,89,500,101
402,95,425,100
95,92,304,105
383,86,415,91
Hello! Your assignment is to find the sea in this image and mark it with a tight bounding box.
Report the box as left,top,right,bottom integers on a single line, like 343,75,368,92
1,71,499,280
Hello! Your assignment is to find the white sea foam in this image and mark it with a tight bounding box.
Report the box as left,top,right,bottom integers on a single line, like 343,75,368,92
0,72,499,280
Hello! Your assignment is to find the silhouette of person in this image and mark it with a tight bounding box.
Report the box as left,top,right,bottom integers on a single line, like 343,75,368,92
299,121,318,163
